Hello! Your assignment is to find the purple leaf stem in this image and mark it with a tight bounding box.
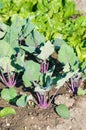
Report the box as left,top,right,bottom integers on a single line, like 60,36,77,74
40,60,49,74
0,67,16,87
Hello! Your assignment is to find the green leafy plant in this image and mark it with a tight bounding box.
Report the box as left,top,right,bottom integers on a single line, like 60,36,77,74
0,107,16,118
1,87,17,101
55,104,70,119
0,17,85,120
16,94,27,107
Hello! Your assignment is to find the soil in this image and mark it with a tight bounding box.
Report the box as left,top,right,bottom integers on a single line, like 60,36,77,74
0,81,86,130
74,0,86,13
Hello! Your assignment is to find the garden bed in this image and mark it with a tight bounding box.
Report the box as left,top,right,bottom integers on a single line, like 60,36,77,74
0,82,86,130
0,0,86,130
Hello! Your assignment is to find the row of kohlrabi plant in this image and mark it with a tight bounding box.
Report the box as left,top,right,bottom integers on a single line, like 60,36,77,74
0,18,86,119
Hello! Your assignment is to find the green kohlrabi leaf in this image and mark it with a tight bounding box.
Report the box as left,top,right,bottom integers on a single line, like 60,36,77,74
56,70,79,89
14,52,25,70
0,107,16,118
0,40,14,57
58,44,79,70
55,104,70,119
1,88,17,101
0,56,15,72
16,94,27,107
52,38,66,50
4,17,26,49
19,18,35,39
22,61,40,87
0,40,15,72
37,41,54,60
20,46,35,53
32,30,45,45
23,30,45,51
0,22,7,39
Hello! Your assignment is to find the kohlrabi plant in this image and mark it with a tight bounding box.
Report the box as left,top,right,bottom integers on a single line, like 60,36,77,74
0,67,16,88
0,17,85,120
67,73,83,94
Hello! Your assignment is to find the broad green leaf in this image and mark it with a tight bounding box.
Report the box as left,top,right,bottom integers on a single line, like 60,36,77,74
1,88,17,101
5,17,26,49
25,30,45,48
0,56,15,72
22,61,40,87
37,41,54,60
52,38,66,50
58,44,79,70
0,40,14,57
19,18,35,39
56,70,79,89
77,87,86,96
22,70,32,87
15,52,25,70
55,104,70,119
16,94,27,107
0,107,16,118
25,33,36,47
20,46,35,53
0,22,7,39
32,30,45,45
